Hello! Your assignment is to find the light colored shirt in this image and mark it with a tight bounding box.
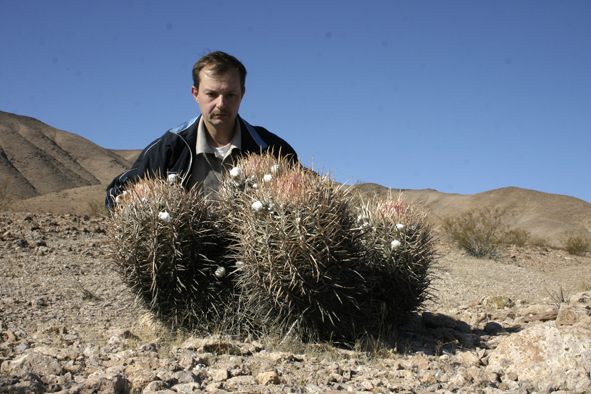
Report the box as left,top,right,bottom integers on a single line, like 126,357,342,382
187,117,242,193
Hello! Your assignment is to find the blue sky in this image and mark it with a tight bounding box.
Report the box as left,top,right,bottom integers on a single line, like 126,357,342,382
2,0,590,203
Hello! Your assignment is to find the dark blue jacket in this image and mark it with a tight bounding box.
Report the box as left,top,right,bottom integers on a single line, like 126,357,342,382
105,115,296,208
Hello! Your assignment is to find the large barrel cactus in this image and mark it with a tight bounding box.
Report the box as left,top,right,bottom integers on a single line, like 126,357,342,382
106,177,234,332
216,154,368,341
355,195,436,334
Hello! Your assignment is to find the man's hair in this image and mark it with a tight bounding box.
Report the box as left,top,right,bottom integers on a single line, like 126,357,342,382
192,51,247,91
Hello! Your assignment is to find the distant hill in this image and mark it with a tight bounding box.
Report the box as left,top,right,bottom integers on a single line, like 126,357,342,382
109,149,141,164
1,111,590,248
0,110,136,200
351,183,591,247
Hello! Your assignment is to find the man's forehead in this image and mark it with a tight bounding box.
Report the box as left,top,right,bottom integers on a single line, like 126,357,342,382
200,69,241,88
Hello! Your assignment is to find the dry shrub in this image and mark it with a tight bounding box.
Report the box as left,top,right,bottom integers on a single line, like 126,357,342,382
87,199,107,217
561,232,590,256
501,228,531,247
0,177,12,211
106,177,234,333
441,206,508,259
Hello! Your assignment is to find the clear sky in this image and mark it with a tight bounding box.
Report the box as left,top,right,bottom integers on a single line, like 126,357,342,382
2,1,590,203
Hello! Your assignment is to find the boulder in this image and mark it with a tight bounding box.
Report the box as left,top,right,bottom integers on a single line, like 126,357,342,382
1,352,63,378
487,320,591,393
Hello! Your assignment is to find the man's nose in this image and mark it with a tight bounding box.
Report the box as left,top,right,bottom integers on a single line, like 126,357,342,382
216,95,227,108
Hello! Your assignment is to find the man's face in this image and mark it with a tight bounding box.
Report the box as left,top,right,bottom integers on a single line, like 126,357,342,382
192,67,245,134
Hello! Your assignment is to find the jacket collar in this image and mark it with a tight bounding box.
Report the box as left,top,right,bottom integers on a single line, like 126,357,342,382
175,114,268,153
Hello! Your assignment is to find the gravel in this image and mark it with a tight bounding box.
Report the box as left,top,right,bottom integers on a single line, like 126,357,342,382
1,212,590,393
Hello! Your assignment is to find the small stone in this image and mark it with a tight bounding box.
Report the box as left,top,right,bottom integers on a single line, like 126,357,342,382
256,371,280,385
211,368,229,382
172,382,201,394
458,351,481,366
142,380,171,393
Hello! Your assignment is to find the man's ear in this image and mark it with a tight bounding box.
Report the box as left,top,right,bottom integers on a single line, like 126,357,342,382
191,86,199,103
241,86,246,99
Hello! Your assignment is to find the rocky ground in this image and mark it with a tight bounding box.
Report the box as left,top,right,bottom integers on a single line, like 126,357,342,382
1,212,590,394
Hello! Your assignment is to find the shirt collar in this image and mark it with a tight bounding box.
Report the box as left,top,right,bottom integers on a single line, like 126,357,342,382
196,116,242,156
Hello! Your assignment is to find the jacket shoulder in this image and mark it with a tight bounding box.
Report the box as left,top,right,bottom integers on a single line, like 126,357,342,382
240,117,296,157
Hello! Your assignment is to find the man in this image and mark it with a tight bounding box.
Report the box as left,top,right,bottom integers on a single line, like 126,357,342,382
106,51,296,208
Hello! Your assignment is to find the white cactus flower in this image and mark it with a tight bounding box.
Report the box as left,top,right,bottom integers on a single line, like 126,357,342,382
396,223,405,231
251,201,264,212
271,164,280,174
263,174,273,182
391,239,402,250
214,266,226,278
115,195,122,203
158,211,171,222
141,197,149,203
167,173,178,184
252,183,259,189
230,167,242,178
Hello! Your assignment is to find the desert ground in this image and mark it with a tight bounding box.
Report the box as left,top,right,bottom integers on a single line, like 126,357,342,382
1,210,590,393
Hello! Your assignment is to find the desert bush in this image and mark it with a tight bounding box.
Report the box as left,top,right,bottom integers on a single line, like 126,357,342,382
528,236,549,248
355,195,436,336
0,176,13,211
502,228,531,247
561,232,590,256
87,199,107,217
441,206,508,259
216,154,367,342
106,177,234,332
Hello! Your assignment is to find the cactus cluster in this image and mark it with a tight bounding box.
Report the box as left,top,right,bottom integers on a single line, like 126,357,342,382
107,153,436,342
106,177,234,332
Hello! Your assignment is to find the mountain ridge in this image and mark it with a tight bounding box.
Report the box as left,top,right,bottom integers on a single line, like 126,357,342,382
0,110,133,199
